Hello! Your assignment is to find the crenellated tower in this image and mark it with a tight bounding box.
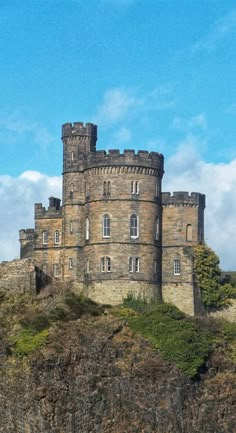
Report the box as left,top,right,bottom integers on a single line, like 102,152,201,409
19,121,206,315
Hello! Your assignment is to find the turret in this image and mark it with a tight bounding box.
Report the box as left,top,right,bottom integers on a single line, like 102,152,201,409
62,122,97,173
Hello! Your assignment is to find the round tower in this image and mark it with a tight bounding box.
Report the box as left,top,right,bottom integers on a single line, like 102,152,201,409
61,122,97,287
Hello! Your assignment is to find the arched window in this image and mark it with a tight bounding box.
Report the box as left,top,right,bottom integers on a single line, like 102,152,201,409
130,214,139,238
186,224,192,242
155,217,160,241
54,230,60,245
103,214,110,238
85,217,89,240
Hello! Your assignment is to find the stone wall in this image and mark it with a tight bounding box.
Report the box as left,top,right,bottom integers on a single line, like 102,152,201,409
209,300,236,322
0,259,36,294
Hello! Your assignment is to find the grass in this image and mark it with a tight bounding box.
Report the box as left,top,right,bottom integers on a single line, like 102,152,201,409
4,293,105,358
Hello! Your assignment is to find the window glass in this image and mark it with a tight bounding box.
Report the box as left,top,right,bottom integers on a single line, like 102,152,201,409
103,214,110,237
130,214,138,238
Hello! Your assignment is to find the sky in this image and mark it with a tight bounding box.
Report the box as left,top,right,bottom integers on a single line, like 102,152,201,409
0,0,236,270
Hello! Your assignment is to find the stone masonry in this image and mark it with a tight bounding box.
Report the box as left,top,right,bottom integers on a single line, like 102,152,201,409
19,121,206,315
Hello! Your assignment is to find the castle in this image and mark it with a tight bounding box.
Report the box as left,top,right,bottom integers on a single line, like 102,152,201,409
19,122,205,315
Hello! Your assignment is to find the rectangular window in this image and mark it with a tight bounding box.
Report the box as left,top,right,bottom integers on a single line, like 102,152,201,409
174,260,181,275
131,181,139,195
70,221,73,234
153,259,158,275
103,215,110,238
101,257,111,272
155,182,159,198
42,230,48,245
54,230,60,245
129,257,140,273
129,257,134,273
69,258,73,269
86,259,89,274
53,264,59,277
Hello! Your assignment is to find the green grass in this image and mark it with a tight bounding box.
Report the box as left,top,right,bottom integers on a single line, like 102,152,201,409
10,328,49,358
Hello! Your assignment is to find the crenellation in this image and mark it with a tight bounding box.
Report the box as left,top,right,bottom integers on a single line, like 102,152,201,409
17,120,205,316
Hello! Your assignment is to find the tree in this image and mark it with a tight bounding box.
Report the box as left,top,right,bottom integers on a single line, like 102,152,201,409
193,244,236,310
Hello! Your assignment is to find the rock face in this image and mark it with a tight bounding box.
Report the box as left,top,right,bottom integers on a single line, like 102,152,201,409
0,316,235,433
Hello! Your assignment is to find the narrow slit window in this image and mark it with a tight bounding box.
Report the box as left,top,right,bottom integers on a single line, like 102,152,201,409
85,217,89,240
186,224,193,242
155,217,160,241
69,258,73,269
103,214,110,238
130,214,139,238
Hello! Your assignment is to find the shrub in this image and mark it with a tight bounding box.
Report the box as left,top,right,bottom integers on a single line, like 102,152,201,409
123,302,210,378
11,328,49,358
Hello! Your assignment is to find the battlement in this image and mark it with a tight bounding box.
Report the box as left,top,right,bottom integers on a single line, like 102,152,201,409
19,229,35,241
82,148,164,173
35,197,62,219
162,191,206,207
62,122,97,139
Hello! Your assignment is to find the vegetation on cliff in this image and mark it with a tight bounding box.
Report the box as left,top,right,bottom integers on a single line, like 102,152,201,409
193,244,236,310
118,295,236,378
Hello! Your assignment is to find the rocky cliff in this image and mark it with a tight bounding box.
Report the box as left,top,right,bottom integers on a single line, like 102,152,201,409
0,312,235,433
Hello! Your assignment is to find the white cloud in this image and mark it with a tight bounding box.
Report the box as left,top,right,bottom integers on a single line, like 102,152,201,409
192,8,236,52
0,108,54,147
93,85,175,130
163,138,236,270
0,171,61,262
172,113,207,132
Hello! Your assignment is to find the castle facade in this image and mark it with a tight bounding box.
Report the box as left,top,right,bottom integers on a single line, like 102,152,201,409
20,122,205,315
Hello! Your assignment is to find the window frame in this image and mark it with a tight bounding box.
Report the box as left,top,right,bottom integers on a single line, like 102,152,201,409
85,217,89,240
53,263,59,277
131,180,139,195
69,258,73,269
54,230,60,245
129,257,140,273
130,214,139,239
155,217,160,241
101,257,111,273
174,260,181,275
42,230,48,245
103,214,110,238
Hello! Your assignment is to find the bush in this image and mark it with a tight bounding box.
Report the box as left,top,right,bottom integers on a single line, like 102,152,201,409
11,328,49,358
123,302,210,378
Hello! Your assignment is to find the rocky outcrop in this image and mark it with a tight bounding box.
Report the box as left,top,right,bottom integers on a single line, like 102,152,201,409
0,315,235,433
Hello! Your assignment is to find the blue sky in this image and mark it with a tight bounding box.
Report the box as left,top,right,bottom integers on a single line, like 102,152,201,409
0,0,236,269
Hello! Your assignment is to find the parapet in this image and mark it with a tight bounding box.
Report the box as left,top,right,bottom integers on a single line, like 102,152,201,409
19,229,35,241
84,148,164,173
62,122,97,139
35,197,62,219
162,191,206,208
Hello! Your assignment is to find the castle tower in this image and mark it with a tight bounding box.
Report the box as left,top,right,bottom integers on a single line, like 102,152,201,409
61,122,97,286
161,192,206,315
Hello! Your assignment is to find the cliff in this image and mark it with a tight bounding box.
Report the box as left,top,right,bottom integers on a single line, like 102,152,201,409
0,299,236,433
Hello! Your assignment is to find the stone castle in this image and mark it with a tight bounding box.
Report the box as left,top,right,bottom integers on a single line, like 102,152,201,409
19,122,205,315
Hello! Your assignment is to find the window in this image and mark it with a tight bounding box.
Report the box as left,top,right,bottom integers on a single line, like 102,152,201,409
155,182,159,198
69,258,73,269
129,257,140,273
85,217,89,240
86,259,90,274
131,181,139,195
155,217,160,241
174,260,181,275
100,257,111,272
53,263,59,277
103,214,110,238
186,224,193,242
71,151,74,161
103,181,111,197
153,259,158,276
42,230,48,245
54,230,60,245
70,183,74,192
130,214,139,238
70,221,73,234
